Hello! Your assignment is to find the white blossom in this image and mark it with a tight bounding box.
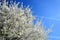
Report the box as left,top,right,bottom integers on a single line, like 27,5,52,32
0,0,50,40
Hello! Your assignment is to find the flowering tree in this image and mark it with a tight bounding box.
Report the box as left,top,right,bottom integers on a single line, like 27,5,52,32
0,0,50,40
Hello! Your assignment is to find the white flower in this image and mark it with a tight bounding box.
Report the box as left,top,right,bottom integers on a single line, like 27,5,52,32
0,0,50,40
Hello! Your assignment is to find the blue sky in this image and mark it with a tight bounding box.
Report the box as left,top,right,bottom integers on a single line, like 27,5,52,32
7,0,60,40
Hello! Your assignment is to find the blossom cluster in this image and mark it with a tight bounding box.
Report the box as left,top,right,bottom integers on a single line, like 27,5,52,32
0,0,50,40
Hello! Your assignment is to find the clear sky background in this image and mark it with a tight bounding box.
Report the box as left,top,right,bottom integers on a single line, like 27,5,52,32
7,0,60,40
